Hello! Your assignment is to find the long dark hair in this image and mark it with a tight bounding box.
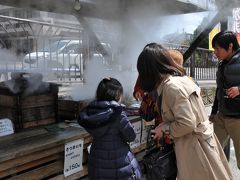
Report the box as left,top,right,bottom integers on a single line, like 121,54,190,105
137,43,185,92
96,77,123,102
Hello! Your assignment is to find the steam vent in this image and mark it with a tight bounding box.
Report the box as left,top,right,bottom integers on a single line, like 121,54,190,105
0,72,58,131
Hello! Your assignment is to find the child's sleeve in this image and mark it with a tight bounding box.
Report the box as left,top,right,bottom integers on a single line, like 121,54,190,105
119,112,136,142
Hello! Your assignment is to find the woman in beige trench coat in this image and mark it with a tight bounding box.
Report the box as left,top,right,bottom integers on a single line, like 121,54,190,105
137,43,234,180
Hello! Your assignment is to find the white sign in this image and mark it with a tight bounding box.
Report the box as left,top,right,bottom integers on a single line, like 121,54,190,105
130,133,141,149
233,8,240,33
0,118,14,136
64,139,84,177
141,130,148,144
131,121,141,134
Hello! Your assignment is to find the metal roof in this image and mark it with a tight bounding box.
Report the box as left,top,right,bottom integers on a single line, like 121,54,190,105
0,0,212,20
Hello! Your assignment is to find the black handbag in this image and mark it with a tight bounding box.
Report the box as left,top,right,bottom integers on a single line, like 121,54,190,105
142,126,177,180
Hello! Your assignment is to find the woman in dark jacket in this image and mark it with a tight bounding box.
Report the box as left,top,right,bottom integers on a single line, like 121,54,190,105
78,77,141,180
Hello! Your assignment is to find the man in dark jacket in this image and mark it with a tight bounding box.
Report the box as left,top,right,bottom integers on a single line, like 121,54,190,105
210,31,240,169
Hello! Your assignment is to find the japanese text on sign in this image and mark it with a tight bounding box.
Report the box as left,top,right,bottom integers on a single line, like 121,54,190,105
64,139,84,177
233,8,240,33
0,118,14,137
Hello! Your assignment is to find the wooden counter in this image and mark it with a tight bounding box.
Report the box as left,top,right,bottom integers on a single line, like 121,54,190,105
0,116,147,180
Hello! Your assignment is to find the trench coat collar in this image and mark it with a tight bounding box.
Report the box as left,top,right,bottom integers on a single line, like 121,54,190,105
156,75,171,96
156,75,201,97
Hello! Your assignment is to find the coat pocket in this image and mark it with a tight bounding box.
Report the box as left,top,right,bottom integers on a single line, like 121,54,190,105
194,121,213,139
193,121,216,149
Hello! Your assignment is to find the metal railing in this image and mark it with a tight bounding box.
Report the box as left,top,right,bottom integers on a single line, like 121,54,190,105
0,15,218,83
0,15,108,83
165,43,218,80
186,47,217,80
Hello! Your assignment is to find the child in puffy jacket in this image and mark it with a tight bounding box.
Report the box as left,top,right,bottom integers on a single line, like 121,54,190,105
78,77,141,180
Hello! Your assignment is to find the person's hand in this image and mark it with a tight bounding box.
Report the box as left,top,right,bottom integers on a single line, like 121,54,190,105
226,87,240,98
134,91,143,101
151,123,164,141
209,114,216,122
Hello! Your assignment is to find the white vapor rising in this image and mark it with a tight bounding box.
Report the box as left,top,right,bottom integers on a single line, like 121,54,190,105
0,2,214,101
64,1,211,101
68,59,138,101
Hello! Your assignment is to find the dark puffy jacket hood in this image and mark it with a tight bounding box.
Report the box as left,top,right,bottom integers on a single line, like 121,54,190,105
78,100,125,137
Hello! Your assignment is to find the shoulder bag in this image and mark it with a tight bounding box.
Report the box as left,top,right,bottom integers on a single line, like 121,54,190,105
142,125,177,180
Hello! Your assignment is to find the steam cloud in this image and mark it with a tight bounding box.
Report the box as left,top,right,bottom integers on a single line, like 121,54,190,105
68,58,138,101
0,1,222,101
68,1,209,101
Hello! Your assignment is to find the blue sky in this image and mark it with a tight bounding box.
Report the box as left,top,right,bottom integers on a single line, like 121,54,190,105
158,11,215,36
133,11,216,42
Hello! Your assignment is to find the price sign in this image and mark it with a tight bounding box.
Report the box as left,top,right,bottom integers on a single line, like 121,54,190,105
130,133,141,149
64,139,84,177
0,118,14,137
